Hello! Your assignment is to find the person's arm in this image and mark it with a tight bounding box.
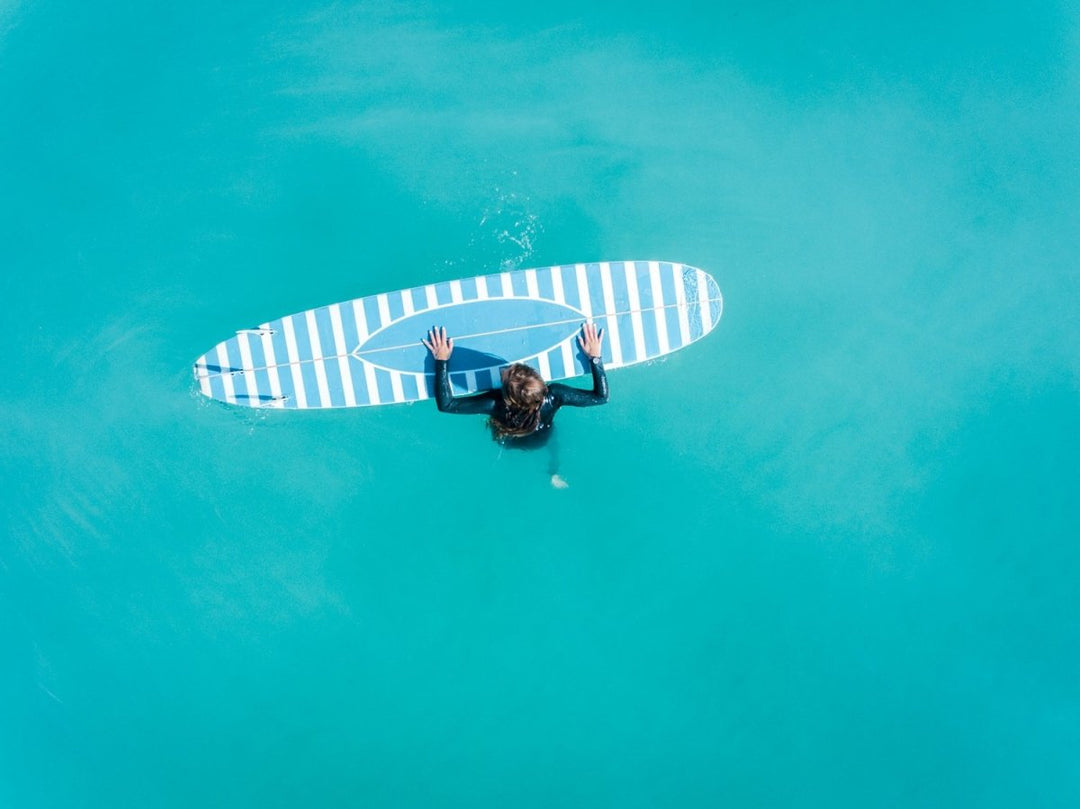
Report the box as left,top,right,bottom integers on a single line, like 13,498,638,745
549,357,608,406
433,358,496,415
424,326,496,416
549,322,609,407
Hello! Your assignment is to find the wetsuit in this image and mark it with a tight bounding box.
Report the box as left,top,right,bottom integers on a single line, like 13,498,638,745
433,358,609,447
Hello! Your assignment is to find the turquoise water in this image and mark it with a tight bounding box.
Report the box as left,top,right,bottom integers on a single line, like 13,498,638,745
3,1,1079,806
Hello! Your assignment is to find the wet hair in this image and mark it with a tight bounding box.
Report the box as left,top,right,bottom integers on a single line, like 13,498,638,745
489,364,548,439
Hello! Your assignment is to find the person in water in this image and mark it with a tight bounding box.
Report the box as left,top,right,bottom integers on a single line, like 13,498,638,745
422,323,609,488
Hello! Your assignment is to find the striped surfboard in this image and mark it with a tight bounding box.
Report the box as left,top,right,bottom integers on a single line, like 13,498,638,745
193,261,723,409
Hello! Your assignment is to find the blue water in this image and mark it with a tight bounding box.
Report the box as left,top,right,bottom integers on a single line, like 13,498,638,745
3,2,1078,807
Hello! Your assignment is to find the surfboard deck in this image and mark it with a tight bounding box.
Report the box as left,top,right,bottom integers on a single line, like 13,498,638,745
193,260,722,409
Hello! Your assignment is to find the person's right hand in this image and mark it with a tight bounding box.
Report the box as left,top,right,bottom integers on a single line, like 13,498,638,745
422,326,454,360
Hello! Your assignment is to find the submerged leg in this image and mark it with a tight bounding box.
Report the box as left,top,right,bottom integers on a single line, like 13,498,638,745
499,428,568,488
547,429,569,489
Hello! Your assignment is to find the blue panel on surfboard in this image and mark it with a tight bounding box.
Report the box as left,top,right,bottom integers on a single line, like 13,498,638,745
192,261,723,410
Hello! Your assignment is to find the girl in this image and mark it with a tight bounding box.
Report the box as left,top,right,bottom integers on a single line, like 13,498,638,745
423,323,608,487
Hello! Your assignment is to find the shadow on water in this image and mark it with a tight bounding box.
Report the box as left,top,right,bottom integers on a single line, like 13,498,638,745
423,348,508,374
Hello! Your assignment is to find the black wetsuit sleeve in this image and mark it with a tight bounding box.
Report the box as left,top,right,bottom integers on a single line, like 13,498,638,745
548,359,609,407
433,359,497,415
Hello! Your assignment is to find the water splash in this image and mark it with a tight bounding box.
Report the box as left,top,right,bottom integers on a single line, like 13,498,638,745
472,186,544,272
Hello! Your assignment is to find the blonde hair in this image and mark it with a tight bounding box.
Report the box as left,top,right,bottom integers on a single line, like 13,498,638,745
489,364,547,439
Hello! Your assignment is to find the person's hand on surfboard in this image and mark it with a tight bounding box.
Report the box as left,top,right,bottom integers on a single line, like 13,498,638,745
422,326,454,360
578,322,604,359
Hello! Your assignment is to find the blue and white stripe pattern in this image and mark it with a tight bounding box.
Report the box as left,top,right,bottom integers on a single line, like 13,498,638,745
193,261,723,409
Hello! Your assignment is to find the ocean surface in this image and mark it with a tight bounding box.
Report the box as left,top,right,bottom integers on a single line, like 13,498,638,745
2,2,1078,807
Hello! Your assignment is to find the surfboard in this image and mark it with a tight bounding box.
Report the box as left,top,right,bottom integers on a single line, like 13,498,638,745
193,260,722,409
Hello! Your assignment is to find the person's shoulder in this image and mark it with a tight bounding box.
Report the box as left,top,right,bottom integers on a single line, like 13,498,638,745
545,383,577,403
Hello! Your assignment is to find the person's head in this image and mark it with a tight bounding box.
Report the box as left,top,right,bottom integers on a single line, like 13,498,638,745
489,363,548,439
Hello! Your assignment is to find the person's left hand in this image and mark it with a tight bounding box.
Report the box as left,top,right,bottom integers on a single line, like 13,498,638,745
578,321,604,359
423,326,454,360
